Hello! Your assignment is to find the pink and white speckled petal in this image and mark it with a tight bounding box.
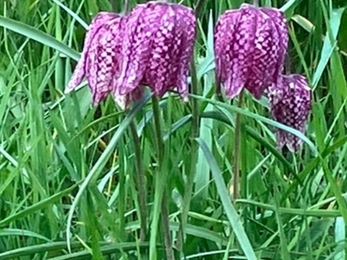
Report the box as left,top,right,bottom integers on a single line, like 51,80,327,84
142,3,196,99
83,15,126,104
116,4,152,95
143,3,177,97
214,9,241,98
246,9,278,98
261,7,289,82
87,18,123,104
269,74,311,152
65,12,119,93
116,1,196,102
214,4,288,100
173,4,196,101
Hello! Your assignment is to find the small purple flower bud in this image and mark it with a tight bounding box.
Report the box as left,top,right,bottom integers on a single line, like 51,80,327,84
268,74,311,152
214,4,288,99
65,12,125,104
116,1,196,101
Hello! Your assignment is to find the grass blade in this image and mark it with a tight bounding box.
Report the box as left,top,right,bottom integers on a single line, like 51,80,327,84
196,137,257,260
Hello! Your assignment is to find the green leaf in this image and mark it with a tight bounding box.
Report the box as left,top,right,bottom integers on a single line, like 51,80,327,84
0,16,80,61
196,138,257,260
0,183,79,227
191,94,318,156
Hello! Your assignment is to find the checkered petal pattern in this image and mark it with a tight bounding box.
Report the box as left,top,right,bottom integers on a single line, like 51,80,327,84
214,4,289,99
268,74,311,152
116,1,196,102
66,12,125,105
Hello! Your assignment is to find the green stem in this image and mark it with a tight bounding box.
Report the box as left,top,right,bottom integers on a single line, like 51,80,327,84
149,96,173,260
118,138,126,240
129,121,147,241
232,90,244,200
176,1,209,254
161,192,173,260
177,41,200,258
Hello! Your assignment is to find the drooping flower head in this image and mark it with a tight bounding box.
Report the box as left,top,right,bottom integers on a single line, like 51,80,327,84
65,12,126,105
115,1,196,103
214,4,288,99
268,74,311,152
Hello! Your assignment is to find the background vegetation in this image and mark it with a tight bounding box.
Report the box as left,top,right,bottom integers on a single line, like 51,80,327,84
0,0,347,259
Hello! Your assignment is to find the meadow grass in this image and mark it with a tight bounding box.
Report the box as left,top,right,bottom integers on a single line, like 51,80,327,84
0,0,347,259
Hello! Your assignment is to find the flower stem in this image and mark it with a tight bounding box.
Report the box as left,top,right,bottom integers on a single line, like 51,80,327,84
232,90,244,200
161,192,173,260
177,2,206,255
177,57,200,256
253,0,259,7
129,121,147,241
150,96,174,260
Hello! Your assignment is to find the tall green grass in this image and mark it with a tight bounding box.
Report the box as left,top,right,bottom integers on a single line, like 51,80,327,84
0,0,347,259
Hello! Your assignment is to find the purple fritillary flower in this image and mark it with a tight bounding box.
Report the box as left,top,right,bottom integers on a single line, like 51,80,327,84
268,74,311,152
260,7,289,84
65,12,127,105
214,4,288,99
116,1,196,101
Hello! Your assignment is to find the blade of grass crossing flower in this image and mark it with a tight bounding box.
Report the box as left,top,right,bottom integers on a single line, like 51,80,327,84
191,94,318,155
196,138,257,260
66,93,152,252
200,111,295,173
